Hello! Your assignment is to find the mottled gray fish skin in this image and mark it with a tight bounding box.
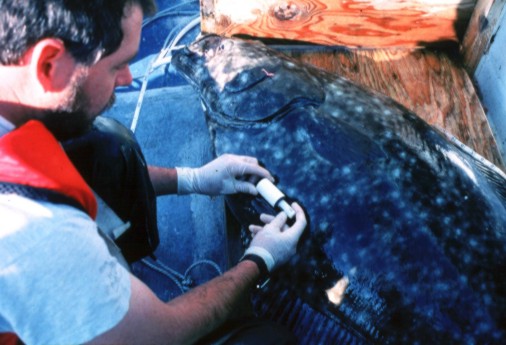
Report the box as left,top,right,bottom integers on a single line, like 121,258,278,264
172,35,506,344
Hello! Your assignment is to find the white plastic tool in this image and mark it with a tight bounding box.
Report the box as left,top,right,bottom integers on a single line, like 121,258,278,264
256,178,296,219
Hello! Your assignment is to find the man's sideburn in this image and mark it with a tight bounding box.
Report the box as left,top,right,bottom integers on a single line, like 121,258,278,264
39,69,115,142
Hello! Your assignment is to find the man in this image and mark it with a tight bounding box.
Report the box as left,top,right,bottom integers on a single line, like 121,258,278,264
0,1,306,344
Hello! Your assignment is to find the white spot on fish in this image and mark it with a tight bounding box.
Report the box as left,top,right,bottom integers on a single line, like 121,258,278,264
392,168,401,178
347,185,357,195
295,129,308,142
390,190,400,199
342,166,351,175
328,237,336,247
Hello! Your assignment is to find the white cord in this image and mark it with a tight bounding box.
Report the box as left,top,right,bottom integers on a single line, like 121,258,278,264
133,8,223,295
130,15,200,133
142,0,198,27
141,257,223,293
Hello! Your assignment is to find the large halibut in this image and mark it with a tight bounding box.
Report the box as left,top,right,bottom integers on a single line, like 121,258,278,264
172,35,506,344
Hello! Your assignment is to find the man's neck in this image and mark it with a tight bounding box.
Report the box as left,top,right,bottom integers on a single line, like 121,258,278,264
0,63,36,127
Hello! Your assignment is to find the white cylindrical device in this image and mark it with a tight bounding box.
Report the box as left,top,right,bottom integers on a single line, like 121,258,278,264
256,178,296,219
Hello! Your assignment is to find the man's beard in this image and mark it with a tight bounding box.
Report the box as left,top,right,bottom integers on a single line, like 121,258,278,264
39,82,115,142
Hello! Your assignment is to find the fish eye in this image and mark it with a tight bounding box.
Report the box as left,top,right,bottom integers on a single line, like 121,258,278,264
217,40,234,54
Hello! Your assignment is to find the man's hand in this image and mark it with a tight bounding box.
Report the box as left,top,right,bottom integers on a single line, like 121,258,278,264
244,202,307,272
176,154,273,195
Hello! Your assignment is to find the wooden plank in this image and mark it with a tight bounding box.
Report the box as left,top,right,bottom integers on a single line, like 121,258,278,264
284,48,505,169
201,0,477,48
461,0,506,74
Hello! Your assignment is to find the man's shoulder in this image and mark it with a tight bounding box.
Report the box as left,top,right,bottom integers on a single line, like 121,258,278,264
0,193,132,344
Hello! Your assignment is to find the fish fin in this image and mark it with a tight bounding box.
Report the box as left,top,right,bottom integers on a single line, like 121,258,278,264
465,150,506,205
443,131,506,205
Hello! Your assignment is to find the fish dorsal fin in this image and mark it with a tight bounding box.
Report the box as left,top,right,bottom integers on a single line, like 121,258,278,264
438,126,506,205
468,154,506,205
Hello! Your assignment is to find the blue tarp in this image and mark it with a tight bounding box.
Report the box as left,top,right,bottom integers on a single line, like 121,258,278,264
103,0,228,301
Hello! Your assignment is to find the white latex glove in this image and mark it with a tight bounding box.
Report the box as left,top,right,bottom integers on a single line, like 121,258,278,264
244,202,306,272
176,154,273,195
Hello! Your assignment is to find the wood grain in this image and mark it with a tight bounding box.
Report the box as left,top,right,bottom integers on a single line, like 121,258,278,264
285,48,505,169
201,0,477,48
461,0,506,74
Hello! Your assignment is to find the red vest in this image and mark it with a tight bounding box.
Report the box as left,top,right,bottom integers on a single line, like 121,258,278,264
0,120,97,218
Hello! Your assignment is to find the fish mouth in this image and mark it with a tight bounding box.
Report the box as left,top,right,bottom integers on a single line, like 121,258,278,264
190,34,228,56
171,44,205,90
172,35,230,87
171,46,192,73
174,34,227,61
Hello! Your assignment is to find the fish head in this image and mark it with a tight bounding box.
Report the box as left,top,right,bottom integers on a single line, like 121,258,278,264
172,34,325,124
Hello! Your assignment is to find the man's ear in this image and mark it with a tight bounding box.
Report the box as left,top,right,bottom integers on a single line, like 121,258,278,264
29,38,76,92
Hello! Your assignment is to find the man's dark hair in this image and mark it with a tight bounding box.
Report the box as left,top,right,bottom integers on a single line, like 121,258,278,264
0,0,156,65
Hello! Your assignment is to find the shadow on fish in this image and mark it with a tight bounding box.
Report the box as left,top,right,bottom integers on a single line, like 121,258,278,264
172,35,506,344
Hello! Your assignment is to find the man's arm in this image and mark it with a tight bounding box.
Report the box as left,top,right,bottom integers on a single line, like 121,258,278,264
87,260,260,345
89,202,306,345
148,165,178,195
148,154,274,196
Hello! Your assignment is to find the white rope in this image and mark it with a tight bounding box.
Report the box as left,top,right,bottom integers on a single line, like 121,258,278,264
141,257,223,293
133,6,223,295
130,15,200,133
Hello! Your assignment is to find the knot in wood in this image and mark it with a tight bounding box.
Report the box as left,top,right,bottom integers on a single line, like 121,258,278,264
274,2,299,21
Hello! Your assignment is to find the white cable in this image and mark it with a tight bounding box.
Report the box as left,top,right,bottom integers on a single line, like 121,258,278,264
142,0,198,27
141,258,185,292
130,15,200,133
152,16,201,69
132,8,223,295
141,257,223,293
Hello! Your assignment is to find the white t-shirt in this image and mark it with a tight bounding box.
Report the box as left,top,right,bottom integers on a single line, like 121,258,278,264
0,120,131,344
0,195,131,344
